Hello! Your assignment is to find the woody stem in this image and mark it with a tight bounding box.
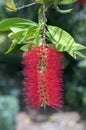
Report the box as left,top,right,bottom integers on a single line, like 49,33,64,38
17,2,36,10
42,4,46,45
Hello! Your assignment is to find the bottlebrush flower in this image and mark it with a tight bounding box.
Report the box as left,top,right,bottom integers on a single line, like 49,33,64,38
22,45,63,110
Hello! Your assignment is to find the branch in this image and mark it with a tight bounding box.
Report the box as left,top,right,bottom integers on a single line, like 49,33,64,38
17,2,36,11
42,4,47,44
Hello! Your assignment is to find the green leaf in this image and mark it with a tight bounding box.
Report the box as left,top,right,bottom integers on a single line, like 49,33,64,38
33,26,42,45
4,0,16,11
9,26,41,45
55,6,73,14
75,51,86,58
34,0,52,4
70,43,86,51
5,39,17,54
22,26,39,42
0,18,38,31
58,0,77,5
10,27,24,32
20,45,29,51
47,25,75,48
47,25,86,58
8,30,26,41
38,6,43,22
34,34,42,45
17,26,36,44
68,50,77,58
34,0,77,5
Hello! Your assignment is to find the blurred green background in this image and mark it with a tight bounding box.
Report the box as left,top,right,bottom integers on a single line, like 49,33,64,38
0,0,86,129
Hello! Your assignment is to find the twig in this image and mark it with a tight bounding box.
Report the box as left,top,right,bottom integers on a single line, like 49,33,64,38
42,4,47,44
17,2,36,11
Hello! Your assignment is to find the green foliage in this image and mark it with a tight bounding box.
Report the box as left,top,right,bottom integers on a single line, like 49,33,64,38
0,96,19,130
34,0,78,5
34,0,78,14
0,18,42,52
57,0,78,5
34,0,52,4
0,17,86,59
47,25,86,58
4,0,16,11
0,18,38,31
5,39,17,54
4,0,78,15
54,6,73,14
20,44,30,51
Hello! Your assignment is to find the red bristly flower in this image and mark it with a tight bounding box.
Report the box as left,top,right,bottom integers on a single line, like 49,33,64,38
22,45,63,110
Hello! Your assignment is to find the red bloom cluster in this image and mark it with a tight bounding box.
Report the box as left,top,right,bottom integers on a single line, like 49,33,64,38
22,45,63,110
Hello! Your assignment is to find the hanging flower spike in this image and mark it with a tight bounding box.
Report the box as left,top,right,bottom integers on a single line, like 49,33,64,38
22,45,63,110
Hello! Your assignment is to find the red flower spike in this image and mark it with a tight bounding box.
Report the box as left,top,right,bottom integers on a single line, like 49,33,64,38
22,45,63,110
